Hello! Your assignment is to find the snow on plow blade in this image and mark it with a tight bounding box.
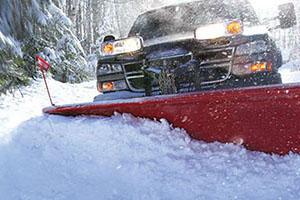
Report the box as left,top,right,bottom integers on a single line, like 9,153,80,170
43,84,300,155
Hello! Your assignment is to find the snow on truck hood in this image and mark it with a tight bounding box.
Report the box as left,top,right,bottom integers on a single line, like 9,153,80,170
143,32,195,47
243,25,269,36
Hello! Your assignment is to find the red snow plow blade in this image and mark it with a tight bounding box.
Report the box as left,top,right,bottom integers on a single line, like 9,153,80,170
43,84,300,155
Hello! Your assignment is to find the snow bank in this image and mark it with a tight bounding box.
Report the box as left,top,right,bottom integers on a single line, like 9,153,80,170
1,79,300,199
0,78,98,140
279,59,300,83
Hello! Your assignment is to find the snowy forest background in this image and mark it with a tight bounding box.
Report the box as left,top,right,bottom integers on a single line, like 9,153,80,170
0,0,300,95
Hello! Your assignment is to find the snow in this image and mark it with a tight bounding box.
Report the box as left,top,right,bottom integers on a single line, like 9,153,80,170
48,3,72,27
0,31,13,47
0,31,22,57
0,78,98,141
243,25,268,36
279,59,300,83
1,67,300,199
144,32,194,46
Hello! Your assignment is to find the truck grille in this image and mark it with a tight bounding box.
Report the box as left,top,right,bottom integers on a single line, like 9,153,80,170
197,48,234,86
123,48,234,92
123,53,193,92
123,61,145,92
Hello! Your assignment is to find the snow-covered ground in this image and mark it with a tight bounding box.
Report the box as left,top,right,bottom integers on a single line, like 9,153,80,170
1,68,300,200
279,59,300,84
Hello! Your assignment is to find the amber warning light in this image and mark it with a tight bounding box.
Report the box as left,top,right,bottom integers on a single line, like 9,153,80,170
227,21,243,34
102,43,114,55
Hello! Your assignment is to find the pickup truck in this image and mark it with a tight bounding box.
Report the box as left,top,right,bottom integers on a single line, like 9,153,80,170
95,0,296,101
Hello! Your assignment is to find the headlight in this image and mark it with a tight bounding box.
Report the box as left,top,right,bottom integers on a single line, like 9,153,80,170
236,40,268,55
195,20,243,40
98,64,123,75
100,36,143,56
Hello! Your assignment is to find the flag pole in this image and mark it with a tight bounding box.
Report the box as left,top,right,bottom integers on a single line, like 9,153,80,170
41,69,55,106
37,56,55,106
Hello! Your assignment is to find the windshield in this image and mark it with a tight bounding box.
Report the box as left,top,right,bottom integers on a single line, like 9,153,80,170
129,0,260,40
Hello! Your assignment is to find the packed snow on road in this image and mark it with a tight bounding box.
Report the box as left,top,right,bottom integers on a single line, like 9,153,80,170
1,63,300,200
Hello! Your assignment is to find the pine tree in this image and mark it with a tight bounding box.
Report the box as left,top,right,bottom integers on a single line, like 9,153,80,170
0,0,93,95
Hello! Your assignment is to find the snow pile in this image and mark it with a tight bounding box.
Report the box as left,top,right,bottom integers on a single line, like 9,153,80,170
279,59,300,83
0,78,98,140
1,78,300,199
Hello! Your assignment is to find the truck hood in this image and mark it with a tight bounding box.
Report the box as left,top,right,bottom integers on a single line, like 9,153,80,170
143,32,195,47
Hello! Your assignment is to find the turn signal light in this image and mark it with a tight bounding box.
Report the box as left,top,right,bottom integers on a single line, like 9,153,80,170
227,21,243,34
268,59,272,71
102,43,114,55
102,82,114,91
250,63,266,72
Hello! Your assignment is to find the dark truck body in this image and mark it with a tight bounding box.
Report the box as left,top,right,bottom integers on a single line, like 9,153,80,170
95,0,290,101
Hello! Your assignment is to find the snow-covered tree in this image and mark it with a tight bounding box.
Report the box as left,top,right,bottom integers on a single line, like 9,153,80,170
0,0,92,94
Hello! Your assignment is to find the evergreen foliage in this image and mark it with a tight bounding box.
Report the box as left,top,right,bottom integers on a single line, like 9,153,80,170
0,50,30,94
0,0,92,95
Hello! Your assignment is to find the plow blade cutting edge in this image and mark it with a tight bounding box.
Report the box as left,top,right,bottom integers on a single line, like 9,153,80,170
43,83,300,155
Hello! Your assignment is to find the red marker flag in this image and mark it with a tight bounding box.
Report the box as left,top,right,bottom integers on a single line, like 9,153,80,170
37,56,50,71
37,56,54,106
